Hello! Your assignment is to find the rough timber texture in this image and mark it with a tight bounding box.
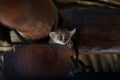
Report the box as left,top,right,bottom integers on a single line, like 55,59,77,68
61,9,120,72
62,9,120,46
0,1,120,79
4,45,75,80
53,0,120,9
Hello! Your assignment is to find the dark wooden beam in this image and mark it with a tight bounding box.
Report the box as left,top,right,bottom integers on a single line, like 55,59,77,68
62,9,120,46
3,44,75,80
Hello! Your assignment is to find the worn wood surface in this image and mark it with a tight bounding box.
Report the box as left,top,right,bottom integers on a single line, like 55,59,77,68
0,0,58,40
62,9,120,46
61,9,120,72
4,45,75,79
0,2,120,74
53,0,120,9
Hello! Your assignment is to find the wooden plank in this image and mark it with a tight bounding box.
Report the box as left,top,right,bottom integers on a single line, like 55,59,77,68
3,44,75,79
62,9,120,46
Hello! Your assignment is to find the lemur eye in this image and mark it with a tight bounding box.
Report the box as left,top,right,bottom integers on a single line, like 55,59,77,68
65,36,68,40
58,35,62,40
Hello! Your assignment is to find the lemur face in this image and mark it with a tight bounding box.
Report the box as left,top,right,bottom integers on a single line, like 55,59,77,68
49,28,76,48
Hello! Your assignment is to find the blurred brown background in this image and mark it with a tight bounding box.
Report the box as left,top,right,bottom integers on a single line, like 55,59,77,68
53,0,120,72
0,1,120,80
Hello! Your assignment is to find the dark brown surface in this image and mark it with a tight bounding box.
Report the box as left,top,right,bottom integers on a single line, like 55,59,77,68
4,44,75,79
62,9,120,46
0,24,11,45
0,0,57,40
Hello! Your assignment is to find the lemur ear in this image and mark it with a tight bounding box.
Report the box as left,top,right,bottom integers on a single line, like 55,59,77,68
49,32,56,38
69,28,76,36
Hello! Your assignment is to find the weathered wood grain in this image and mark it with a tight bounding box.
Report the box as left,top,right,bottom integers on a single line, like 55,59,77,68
53,0,120,9
4,45,75,79
61,9,120,72
62,9,120,46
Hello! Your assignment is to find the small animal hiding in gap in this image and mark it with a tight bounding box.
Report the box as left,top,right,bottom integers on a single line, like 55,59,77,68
49,28,95,72
49,28,76,48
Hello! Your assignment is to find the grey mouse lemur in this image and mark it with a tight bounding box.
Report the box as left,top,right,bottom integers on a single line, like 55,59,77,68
49,28,80,67
49,28,76,48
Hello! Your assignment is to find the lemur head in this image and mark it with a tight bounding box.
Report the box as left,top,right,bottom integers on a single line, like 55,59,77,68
49,28,76,48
